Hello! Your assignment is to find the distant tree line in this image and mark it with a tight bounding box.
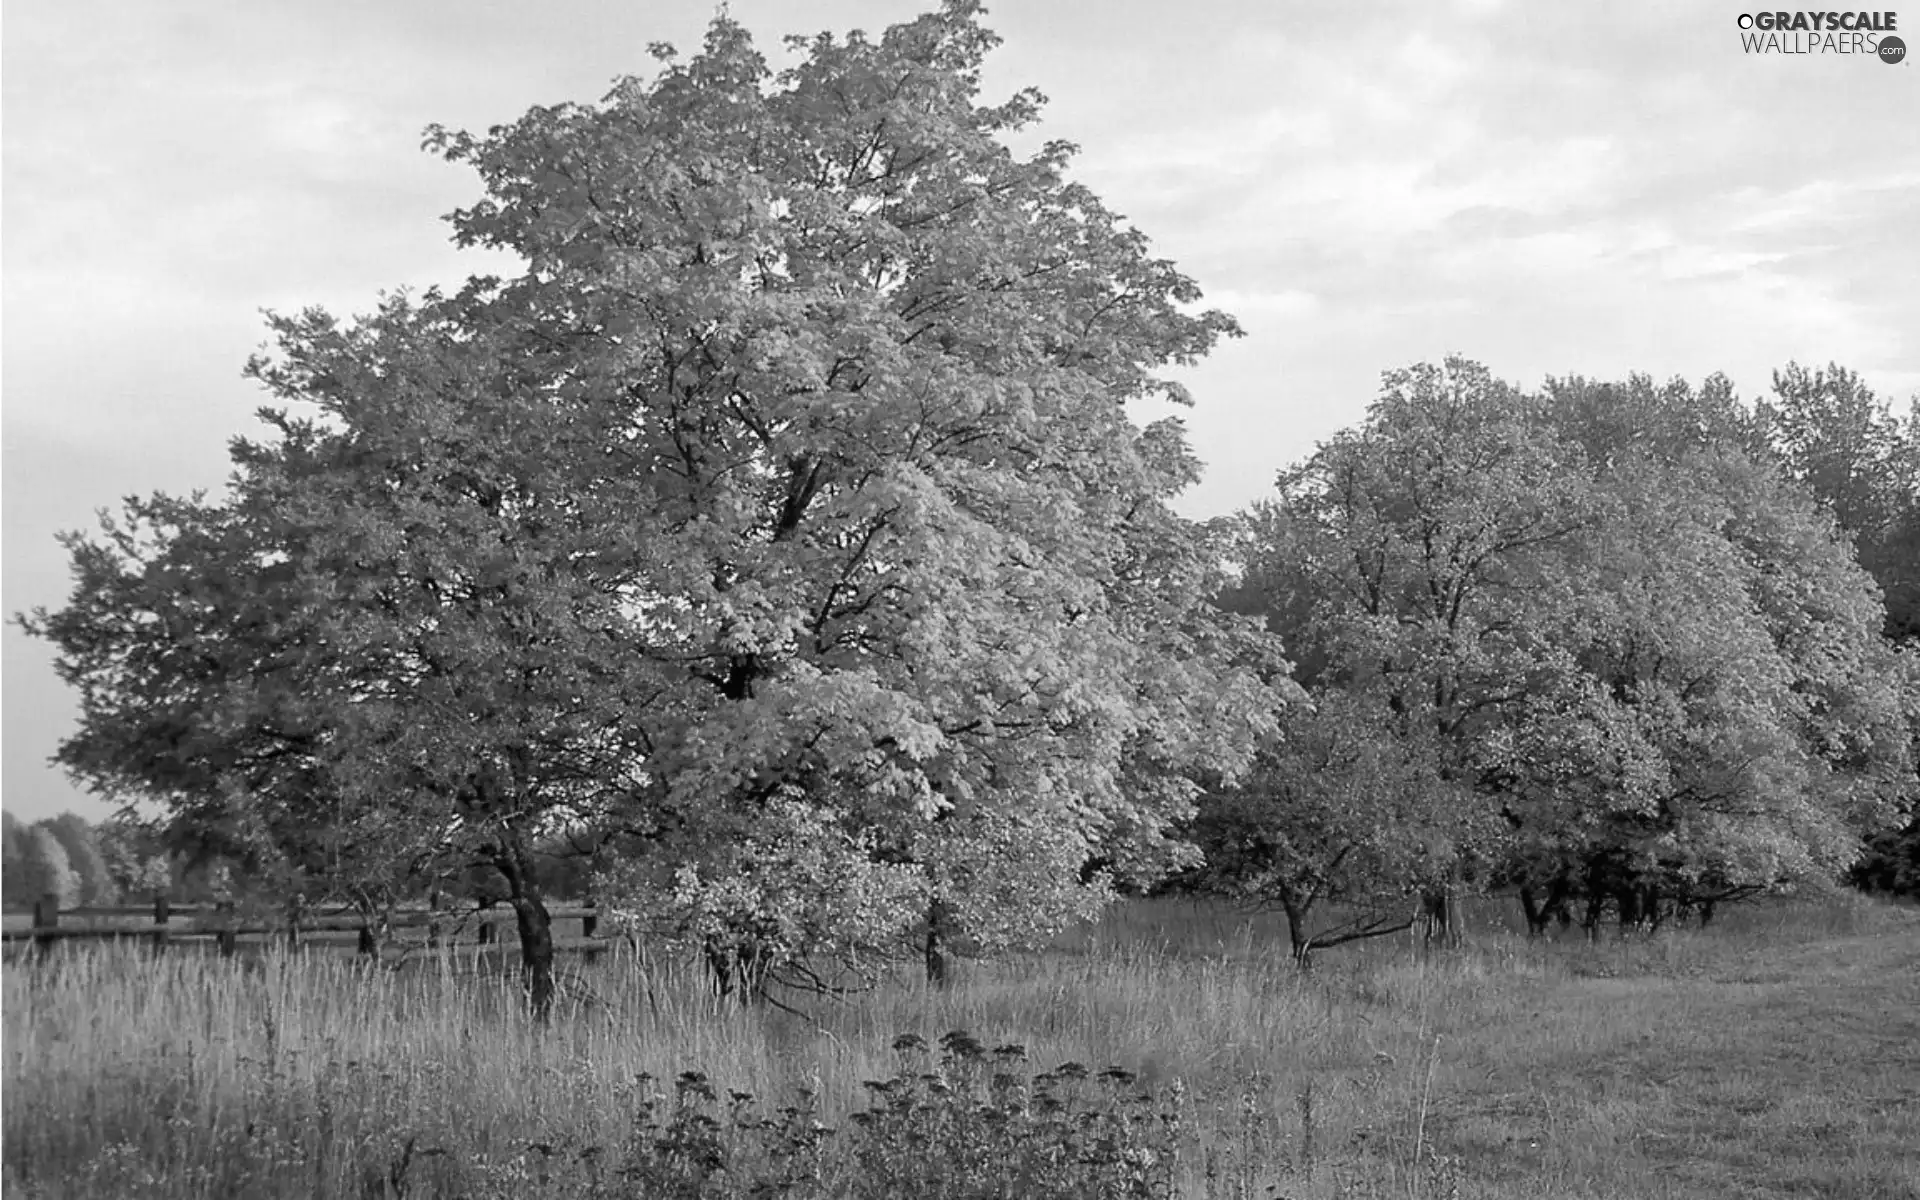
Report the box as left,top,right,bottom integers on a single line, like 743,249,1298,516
1,808,603,915
3,810,136,910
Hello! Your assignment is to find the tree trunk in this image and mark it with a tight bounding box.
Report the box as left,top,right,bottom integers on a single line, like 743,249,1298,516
1420,885,1462,951
512,892,556,1020
354,898,384,962
1278,894,1314,969
924,898,955,987
1582,891,1605,940
704,936,768,1005
705,937,738,1003
1519,886,1548,938
1542,876,1574,933
1615,885,1641,934
494,831,556,1020
1580,857,1609,939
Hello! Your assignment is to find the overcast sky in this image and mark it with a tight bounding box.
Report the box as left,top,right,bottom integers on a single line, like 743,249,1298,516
4,1,1916,823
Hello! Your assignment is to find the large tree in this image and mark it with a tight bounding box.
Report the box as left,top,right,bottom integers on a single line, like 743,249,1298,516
1212,360,1591,948
1752,364,1920,897
1499,372,1910,928
1209,362,1912,943
23,3,1280,1010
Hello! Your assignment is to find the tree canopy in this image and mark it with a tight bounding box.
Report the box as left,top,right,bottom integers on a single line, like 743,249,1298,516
21,2,1282,1010
1202,360,1915,947
1754,363,1920,895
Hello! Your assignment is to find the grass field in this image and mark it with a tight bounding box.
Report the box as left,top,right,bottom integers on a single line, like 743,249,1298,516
4,895,1917,1198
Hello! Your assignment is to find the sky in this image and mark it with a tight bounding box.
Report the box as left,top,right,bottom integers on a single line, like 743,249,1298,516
4,0,1917,822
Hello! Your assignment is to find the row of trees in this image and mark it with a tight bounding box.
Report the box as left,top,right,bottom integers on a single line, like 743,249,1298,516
0,808,596,913
0,810,279,910
1191,362,1918,962
2,812,120,909
16,4,1917,1005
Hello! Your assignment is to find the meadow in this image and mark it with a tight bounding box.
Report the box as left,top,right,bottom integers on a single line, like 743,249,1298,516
4,895,1917,1199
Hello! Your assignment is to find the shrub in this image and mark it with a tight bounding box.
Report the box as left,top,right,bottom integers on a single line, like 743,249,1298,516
441,1031,1183,1200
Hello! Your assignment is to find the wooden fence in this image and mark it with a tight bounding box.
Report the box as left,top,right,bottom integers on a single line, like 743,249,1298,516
1,893,615,962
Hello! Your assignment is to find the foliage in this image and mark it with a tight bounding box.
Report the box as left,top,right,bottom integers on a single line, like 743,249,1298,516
1192,693,1480,963
18,2,1280,1010
512,1033,1184,1200
598,790,929,985
1206,360,1915,942
72,813,179,904
1,813,30,909
6,813,123,910
420,0,1283,981
40,814,119,907
18,824,80,910
1851,820,1920,896
1204,358,1591,950
1751,363,1920,899
1756,362,1918,641
837,1033,1179,1200
1519,374,1913,925
1546,371,1918,915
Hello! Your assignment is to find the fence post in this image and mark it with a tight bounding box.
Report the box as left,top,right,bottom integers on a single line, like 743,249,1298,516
582,901,598,940
33,893,59,959
217,901,237,958
477,898,496,946
286,894,305,950
152,893,172,950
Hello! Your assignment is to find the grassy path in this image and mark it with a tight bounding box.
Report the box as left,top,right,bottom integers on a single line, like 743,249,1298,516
1400,926,1920,1199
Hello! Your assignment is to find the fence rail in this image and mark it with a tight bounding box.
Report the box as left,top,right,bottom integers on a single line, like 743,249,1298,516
2,893,613,962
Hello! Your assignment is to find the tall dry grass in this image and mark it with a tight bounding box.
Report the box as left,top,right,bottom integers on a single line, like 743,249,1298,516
5,893,1915,1198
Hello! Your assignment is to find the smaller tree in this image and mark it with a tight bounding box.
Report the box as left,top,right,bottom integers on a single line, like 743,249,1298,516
20,825,80,910
1756,364,1909,554
2,813,32,909
1193,694,1487,966
602,792,928,1001
43,813,119,906
92,818,186,901
21,4,1281,1018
